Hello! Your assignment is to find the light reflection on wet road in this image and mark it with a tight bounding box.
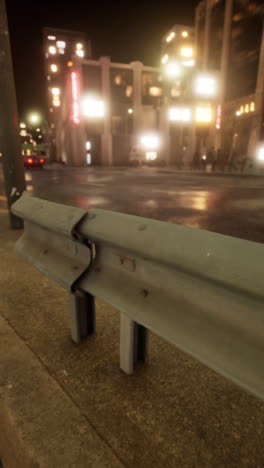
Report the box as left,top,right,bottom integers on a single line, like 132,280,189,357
1,166,264,243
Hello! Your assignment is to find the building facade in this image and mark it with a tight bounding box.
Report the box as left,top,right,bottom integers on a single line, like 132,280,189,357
43,27,91,158
196,0,264,158
56,57,162,166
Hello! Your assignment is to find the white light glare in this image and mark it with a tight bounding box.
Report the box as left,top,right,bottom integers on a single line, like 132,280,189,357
169,107,192,122
20,122,26,129
195,75,217,97
257,146,264,162
140,133,160,150
50,64,58,73
86,141,92,151
165,62,182,79
128,108,133,114
82,96,105,118
76,43,83,50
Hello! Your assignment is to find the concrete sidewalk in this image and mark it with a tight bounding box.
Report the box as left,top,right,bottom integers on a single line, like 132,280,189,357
1,213,264,467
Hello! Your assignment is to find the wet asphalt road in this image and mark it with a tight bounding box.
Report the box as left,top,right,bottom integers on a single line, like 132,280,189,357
1,166,264,243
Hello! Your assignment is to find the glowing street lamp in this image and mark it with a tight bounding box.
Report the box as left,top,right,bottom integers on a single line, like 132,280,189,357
28,112,41,125
164,62,182,79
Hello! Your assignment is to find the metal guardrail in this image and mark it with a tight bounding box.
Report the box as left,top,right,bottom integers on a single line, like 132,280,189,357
12,192,264,401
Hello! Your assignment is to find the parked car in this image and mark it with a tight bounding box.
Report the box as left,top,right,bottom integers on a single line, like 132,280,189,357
24,155,45,169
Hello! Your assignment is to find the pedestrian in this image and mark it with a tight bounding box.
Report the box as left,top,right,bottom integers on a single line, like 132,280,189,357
192,150,200,170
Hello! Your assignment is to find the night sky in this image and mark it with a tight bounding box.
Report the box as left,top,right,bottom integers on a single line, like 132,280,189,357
6,0,198,118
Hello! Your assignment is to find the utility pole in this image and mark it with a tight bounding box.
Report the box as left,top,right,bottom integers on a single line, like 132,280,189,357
0,0,25,229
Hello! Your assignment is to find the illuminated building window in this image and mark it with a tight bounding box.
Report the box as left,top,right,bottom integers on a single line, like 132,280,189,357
126,85,133,97
166,32,175,43
240,105,244,114
195,107,212,123
182,31,189,38
245,104,249,113
149,86,162,97
67,61,73,67
161,54,169,65
76,49,85,58
76,43,83,50
51,87,60,96
56,41,66,48
181,47,193,58
53,96,61,107
50,64,58,73
114,75,122,85
250,102,255,112
169,107,192,122
48,46,56,55
48,35,56,40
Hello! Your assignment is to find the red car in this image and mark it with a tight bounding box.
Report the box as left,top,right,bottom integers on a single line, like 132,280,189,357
24,155,45,169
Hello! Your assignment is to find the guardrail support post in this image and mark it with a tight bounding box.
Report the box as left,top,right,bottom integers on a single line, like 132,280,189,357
69,291,95,344
120,314,148,375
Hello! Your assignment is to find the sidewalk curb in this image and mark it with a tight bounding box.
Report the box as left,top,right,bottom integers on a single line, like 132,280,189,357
0,316,123,468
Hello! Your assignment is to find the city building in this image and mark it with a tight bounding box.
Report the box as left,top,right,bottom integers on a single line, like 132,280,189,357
160,24,216,166
196,0,264,159
161,24,195,69
43,27,91,157
55,57,161,166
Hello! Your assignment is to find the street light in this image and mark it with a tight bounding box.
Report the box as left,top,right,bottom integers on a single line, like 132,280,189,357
28,112,41,125
164,62,182,79
82,96,105,118
194,74,218,97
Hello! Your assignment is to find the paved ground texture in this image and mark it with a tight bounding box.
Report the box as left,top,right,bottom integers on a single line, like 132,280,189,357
1,167,264,467
2,165,264,242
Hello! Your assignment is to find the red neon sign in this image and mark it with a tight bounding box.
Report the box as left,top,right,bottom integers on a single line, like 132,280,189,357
216,104,222,129
71,71,80,124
